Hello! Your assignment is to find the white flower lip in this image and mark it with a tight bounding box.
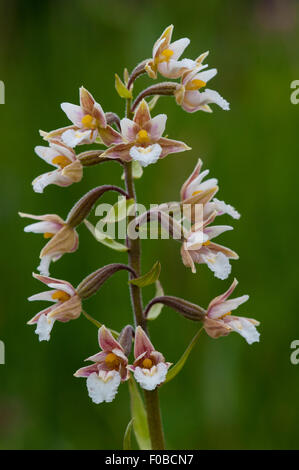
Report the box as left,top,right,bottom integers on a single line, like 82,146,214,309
129,144,162,167
134,363,168,391
86,371,121,404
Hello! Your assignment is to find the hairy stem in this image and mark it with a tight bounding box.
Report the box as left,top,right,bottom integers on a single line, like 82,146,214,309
124,147,165,449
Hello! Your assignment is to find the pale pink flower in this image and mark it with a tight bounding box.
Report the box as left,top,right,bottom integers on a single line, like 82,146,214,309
181,211,238,279
74,326,129,404
204,278,260,344
102,99,190,167
28,274,82,342
33,140,83,193
181,158,240,219
60,87,107,147
19,212,78,276
175,53,230,113
145,25,195,79
128,326,171,391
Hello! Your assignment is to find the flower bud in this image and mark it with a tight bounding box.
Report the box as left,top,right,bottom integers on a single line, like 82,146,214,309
66,185,129,228
144,295,205,321
77,264,136,299
118,325,134,357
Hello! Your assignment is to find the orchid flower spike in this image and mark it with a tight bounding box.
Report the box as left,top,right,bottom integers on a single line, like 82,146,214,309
32,140,83,193
175,53,230,113
145,25,195,79
28,274,82,342
181,211,238,279
181,158,240,220
203,279,260,344
19,212,79,276
102,99,190,167
74,326,129,404
59,87,107,147
128,326,171,391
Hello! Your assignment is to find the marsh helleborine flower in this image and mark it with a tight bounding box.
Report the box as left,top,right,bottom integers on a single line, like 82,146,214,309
74,326,129,404
181,210,239,279
19,212,78,276
175,53,230,113
33,140,83,193
60,87,107,147
28,274,82,342
102,99,190,167
145,25,195,80
203,279,260,344
128,326,171,391
181,158,240,220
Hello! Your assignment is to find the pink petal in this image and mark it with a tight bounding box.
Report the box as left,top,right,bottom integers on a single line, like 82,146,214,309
144,114,167,141
120,118,139,141
32,272,76,294
209,295,249,320
207,278,239,312
133,100,151,128
204,225,233,240
134,326,155,359
98,325,123,352
102,143,133,161
74,363,100,377
158,137,191,158
99,125,123,146
180,158,203,201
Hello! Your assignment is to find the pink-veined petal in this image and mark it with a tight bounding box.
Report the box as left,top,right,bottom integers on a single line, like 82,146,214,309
144,114,167,141
134,326,155,359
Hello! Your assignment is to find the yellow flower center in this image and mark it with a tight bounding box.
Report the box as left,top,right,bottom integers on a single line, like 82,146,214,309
81,114,97,129
186,79,206,91
159,48,174,63
105,352,120,369
52,155,72,169
142,358,153,369
136,129,150,144
192,190,203,196
43,232,55,239
222,311,232,319
203,240,211,246
51,290,71,302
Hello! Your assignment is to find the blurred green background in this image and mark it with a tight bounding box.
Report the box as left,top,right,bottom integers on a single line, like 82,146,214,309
0,0,298,450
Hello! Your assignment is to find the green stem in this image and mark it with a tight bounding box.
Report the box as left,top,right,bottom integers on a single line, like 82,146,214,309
124,139,165,449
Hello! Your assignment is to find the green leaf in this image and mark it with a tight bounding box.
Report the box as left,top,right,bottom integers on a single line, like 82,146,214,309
128,378,151,450
148,95,160,111
115,73,132,99
84,219,128,252
164,327,204,384
121,160,143,180
102,197,135,224
147,281,164,320
123,418,134,450
129,261,161,288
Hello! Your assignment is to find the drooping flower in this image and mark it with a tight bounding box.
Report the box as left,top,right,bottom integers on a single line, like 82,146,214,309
128,326,171,391
74,326,129,404
28,274,82,342
33,140,83,193
102,100,190,167
19,212,78,276
175,53,230,113
181,211,238,279
145,25,195,79
59,87,107,147
181,158,240,220
203,278,260,344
